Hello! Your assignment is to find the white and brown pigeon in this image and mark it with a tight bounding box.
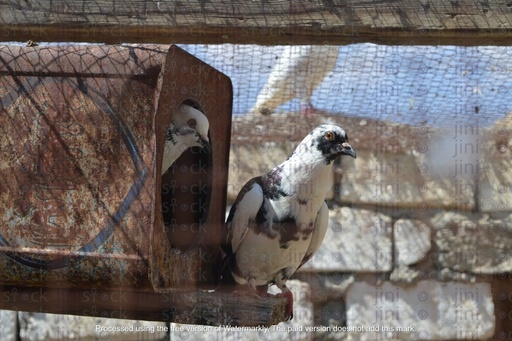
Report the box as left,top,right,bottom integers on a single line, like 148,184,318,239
251,45,339,115
221,124,356,320
162,104,210,175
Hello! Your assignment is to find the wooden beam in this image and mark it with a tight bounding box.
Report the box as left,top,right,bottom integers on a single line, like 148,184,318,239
0,285,288,325
1,0,512,45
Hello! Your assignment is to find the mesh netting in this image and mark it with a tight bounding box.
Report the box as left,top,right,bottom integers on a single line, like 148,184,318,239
179,44,512,128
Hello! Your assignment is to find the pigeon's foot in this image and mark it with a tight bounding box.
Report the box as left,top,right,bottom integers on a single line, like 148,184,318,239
275,287,294,321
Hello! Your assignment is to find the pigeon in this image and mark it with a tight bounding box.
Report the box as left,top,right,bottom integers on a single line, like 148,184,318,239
221,124,356,320
162,104,210,175
251,45,339,115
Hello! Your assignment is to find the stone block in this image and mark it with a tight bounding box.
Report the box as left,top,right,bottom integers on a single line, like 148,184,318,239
18,312,167,340
295,272,354,305
346,281,495,340
0,310,17,341
432,212,512,273
478,154,512,212
300,207,392,272
481,113,512,211
394,219,431,266
340,150,424,207
416,128,478,211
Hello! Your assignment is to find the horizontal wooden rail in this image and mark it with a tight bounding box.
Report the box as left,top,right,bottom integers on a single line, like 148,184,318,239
1,1,512,45
0,285,287,325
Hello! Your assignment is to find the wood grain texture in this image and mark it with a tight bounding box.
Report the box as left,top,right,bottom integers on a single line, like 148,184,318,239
1,0,512,45
0,285,288,325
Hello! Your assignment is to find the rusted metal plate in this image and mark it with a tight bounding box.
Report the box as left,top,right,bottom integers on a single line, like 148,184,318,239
154,46,233,290
0,45,163,289
0,44,232,294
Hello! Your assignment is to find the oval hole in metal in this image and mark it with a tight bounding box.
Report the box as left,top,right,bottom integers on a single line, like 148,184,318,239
161,100,212,253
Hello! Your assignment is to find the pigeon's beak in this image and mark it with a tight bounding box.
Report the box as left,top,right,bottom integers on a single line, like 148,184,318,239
340,142,356,158
200,135,211,154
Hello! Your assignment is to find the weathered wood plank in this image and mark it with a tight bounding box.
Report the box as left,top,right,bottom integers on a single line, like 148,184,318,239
0,285,288,325
1,0,512,45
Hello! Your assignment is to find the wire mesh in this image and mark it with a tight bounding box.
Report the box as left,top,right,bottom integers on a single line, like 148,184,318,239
179,43,512,128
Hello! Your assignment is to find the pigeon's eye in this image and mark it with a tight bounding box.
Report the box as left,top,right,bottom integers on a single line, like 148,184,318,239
325,132,334,140
187,118,197,129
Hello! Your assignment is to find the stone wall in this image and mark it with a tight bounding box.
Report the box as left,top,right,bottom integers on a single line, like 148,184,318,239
3,112,512,340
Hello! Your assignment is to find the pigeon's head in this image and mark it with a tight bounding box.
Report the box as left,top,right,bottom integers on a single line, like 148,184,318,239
306,124,356,163
173,104,210,150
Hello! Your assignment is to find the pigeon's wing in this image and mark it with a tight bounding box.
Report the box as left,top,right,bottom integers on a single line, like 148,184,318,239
296,201,329,270
162,132,180,175
219,178,265,283
162,124,195,175
226,178,265,253
252,46,314,113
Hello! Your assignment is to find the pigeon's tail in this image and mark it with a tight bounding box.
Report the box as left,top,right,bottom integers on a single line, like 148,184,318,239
215,252,238,292
217,251,231,280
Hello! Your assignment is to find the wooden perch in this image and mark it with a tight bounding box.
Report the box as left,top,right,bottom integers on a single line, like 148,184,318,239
1,0,512,45
0,285,288,326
